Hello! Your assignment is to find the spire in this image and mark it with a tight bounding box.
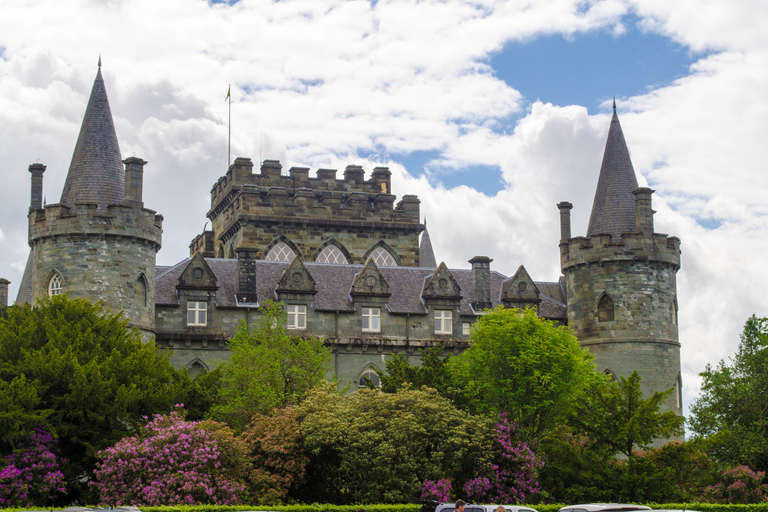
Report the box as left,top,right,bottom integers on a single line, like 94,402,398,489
59,63,124,208
419,221,437,268
586,106,639,239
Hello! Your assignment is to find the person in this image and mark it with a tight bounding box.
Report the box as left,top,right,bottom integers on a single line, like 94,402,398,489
456,500,466,512
496,506,506,512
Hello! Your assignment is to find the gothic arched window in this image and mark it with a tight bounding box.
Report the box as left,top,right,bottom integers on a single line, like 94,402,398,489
266,242,296,262
358,368,381,388
48,273,63,297
316,245,348,264
598,293,614,322
367,246,397,267
135,275,147,307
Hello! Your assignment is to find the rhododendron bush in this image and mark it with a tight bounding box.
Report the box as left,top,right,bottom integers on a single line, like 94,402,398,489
0,427,66,507
92,408,248,506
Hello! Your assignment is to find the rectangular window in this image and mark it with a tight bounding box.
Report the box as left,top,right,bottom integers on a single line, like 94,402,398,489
462,322,471,335
187,301,207,326
435,310,452,334
362,307,381,332
287,304,307,329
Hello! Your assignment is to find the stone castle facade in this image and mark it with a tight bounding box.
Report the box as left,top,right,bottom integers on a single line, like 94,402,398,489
8,65,683,415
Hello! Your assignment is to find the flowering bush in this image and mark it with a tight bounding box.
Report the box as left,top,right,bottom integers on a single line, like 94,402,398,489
92,407,248,506
421,478,452,502
700,465,768,503
0,426,66,508
464,414,542,503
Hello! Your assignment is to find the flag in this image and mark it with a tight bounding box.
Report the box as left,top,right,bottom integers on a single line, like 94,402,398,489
225,85,230,101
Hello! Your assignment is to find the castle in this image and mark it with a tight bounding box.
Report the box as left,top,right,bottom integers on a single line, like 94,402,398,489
6,64,683,416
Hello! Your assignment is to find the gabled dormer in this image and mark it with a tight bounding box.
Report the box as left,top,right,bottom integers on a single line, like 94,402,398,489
276,256,317,301
177,253,218,291
422,262,461,304
501,265,540,310
350,259,390,299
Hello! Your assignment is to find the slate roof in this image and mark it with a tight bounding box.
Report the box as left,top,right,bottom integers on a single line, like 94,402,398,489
15,250,34,305
419,225,437,268
586,107,639,240
59,64,125,209
155,258,567,321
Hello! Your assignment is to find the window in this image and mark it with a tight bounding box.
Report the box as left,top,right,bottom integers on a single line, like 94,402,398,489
462,322,471,335
435,310,452,334
287,304,306,329
266,242,296,262
598,294,614,322
316,245,348,264
135,276,147,307
359,369,380,387
48,273,62,296
367,246,397,267
187,301,207,326
362,307,380,332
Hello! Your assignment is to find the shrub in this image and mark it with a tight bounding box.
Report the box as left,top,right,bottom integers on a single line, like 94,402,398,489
0,426,65,507
700,465,768,503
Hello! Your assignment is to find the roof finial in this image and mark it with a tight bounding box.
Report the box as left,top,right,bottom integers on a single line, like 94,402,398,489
612,95,616,112
98,54,101,68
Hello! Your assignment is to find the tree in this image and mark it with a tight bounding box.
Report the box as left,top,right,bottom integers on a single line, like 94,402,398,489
0,295,189,503
452,307,598,441
212,301,332,431
689,315,768,471
296,383,493,504
92,408,248,506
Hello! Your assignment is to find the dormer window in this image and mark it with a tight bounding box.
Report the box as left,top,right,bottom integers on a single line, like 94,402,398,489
187,301,207,326
287,304,306,329
435,310,452,334
362,307,380,333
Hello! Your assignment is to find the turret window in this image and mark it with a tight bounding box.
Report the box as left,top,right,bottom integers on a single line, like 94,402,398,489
135,276,147,307
48,274,62,296
266,242,296,262
598,294,614,322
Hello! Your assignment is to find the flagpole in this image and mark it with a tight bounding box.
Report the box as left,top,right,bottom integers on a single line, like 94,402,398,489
227,84,231,168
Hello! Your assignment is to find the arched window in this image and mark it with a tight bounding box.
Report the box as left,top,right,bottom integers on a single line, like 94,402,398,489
367,246,397,267
135,275,147,307
228,245,236,259
598,293,614,322
216,245,224,258
48,273,63,297
358,368,381,388
671,297,678,325
603,369,617,382
316,245,348,264
186,359,209,378
266,242,296,262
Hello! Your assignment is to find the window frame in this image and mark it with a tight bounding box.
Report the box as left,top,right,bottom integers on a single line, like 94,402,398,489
434,309,453,335
362,307,381,333
462,321,471,336
187,301,208,326
48,273,63,297
287,304,307,330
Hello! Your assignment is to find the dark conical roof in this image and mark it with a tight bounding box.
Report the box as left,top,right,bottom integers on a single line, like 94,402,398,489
586,107,639,239
60,64,124,208
419,223,437,268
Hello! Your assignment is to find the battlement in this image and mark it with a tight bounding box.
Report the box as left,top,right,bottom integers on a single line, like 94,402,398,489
207,158,417,225
28,201,163,249
560,231,681,271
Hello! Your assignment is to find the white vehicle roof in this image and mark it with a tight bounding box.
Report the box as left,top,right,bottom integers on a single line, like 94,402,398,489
559,504,651,512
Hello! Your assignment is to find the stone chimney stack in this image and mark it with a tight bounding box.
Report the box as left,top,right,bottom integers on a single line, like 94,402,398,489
557,201,573,241
633,187,655,233
123,157,147,203
236,248,259,303
0,278,9,308
469,256,493,311
29,163,46,211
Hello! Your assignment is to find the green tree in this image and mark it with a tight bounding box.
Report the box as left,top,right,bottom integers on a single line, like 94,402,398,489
452,306,598,441
296,383,493,504
0,295,188,503
212,301,332,431
689,315,768,471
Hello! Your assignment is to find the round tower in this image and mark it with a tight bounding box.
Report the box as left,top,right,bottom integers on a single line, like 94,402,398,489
18,62,163,340
558,105,683,418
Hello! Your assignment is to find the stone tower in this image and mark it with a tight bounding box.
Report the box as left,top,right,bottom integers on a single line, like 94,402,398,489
17,61,163,340
558,104,683,416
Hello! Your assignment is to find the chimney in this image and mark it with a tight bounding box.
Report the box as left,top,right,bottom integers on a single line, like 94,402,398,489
28,163,46,211
236,248,258,304
0,278,9,308
557,202,573,241
633,187,655,233
469,256,493,311
123,157,147,203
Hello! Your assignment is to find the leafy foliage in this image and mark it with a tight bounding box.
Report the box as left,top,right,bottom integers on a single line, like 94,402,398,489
242,407,307,504
690,315,768,471
0,426,66,507
377,346,466,406
92,407,248,506
0,295,189,502
212,301,332,431
700,465,768,504
452,307,598,441
297,383,493,504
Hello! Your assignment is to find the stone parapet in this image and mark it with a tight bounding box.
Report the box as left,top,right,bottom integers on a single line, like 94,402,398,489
560,230,680,271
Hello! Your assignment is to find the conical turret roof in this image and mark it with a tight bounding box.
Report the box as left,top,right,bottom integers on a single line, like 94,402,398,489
60,62,124,208
586,105,638,239
419,221,437,268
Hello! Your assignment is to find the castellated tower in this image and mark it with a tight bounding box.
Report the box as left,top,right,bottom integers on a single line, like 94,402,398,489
558,104,683,417
17,62,163,340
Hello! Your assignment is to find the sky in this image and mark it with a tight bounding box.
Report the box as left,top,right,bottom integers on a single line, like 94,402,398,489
1,0,767,420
